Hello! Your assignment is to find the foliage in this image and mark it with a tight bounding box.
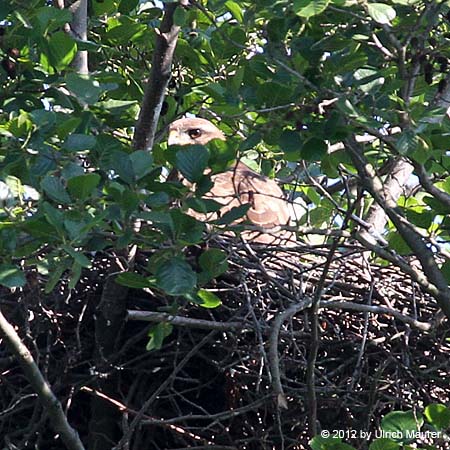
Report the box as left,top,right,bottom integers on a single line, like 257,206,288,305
310,404,450,449
1,0,450,448
2,0,450,293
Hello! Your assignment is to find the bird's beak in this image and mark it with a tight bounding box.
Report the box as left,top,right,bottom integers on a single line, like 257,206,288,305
168,130,192,146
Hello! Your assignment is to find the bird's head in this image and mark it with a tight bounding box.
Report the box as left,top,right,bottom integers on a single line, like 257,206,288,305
168,118,226,146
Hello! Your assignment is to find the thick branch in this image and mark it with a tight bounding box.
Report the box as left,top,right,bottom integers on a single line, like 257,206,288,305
132,2,183,150
362,157,414,235
54,0,89,74
68,0,89,74
0,308,85,450
412,161,450,210
346,139,450,319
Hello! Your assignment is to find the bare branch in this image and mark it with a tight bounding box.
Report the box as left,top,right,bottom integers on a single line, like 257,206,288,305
0,308,86,450
320,300,432,331
346,138,450,319
127,310,246,331
268,298,313,411
54,0,89,74
132,2,183,150
68,0,89,74
412,161,450,210
362,158,414,235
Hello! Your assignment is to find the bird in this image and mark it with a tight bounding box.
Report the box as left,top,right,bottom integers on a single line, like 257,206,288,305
167,117,297,247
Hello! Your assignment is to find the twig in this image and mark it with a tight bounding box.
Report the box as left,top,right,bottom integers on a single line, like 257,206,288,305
0,307,86,450
268,297,313,410
127,310,246,331
114,330,218,449
320,300,431,331
349,257,374,391
81,387,210,445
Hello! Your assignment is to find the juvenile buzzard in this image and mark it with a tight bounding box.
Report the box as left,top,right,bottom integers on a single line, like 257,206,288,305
168,118,296,247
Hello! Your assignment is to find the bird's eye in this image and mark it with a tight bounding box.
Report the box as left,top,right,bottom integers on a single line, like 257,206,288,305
188,128,202,139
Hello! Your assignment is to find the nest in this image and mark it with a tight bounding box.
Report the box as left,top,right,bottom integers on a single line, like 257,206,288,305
0,238,449,450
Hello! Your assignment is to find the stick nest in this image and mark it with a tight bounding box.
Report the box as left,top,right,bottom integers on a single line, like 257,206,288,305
0,238,448,449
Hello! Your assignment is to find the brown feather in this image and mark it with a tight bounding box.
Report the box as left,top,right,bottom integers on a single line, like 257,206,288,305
168,118,296,246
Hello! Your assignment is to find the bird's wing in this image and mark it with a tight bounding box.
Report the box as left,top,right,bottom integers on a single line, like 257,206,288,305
231,162,291,228
206,162,290,222
181,161,296,245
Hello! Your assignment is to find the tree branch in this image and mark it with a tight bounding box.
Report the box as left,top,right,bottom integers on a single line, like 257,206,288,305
0,307,86,450
346,138,450,319
68,0,89,74
361,157,414,235
54,0,89,74
320,300,431,331
268,298,313,411
127,310,246,331
132,2,185,151
412,161,450,210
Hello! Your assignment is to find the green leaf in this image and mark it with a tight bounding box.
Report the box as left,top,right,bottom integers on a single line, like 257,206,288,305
405,209,433,229
293,0,330,18
310,435,354,450
280,130,302,152
36,7,72,32
199,248,229,278
185,197,222,214
381,410,423,443
67,173,101,200
146,322,173,351
155,257,197,296
175,145,209,183
118,0,139,14
280,130,303,161
68,261,82,290
369,439,400,450
62,245,92,268
41,175,72,204
173,5,187,26
63,134,97,152
367,3,396,25
0,265,26,288
387,232,411,255
209,139,237,172
215,204,251,225
111,150,135,184
144,192,170,208
5,175,22,198
43,31,77,72
65,73,104,105
424,404,450,430
130,150,153,180
171,210,205,244
105,23,146,44
41,202,65,234
196,289,222,308
92,0,117,15
225,1,244,22
436,176,450,195
45,262,70,294
117,272,152,289
440,261,450,284
301,138,327,161
62,163,85,180
138,211,175,238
